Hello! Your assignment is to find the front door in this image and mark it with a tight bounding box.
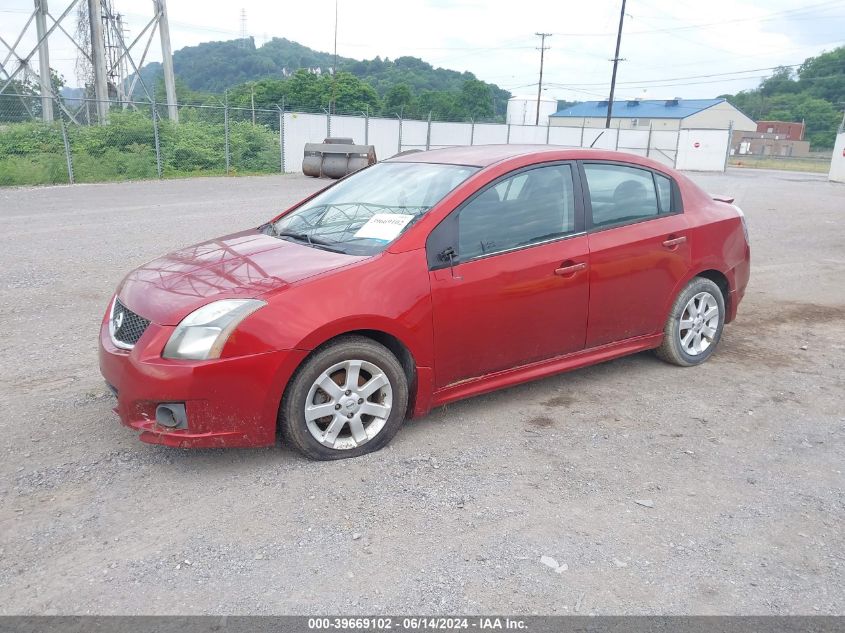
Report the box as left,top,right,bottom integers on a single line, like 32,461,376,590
427,162,590,388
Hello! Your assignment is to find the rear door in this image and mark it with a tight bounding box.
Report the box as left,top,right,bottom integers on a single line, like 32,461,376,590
427,162,589,388
580,161,691,348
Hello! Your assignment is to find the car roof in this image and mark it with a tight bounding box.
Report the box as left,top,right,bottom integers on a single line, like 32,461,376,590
386,144,659,169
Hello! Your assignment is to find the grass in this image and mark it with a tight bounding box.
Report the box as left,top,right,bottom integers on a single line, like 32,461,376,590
728,156,830,174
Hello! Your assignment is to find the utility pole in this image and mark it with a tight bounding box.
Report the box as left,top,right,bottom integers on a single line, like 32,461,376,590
535,32,551,126
331,0,338,115
605,0,626,128
34,0,53,122
88,0,110,123
157,0,178,122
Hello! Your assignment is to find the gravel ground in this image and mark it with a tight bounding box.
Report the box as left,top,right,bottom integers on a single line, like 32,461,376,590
0,169,843,615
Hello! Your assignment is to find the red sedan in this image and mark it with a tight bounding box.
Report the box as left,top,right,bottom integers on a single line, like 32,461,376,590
99,146,750,459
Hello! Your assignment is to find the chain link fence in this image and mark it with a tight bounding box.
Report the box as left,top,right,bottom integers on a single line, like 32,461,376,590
1,93,741,186
0,95,290,186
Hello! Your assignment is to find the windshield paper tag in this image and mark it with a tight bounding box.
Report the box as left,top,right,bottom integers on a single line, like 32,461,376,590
353,214,415,241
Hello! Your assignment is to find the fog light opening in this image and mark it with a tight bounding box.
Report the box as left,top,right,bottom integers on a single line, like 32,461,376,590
155,403,188,430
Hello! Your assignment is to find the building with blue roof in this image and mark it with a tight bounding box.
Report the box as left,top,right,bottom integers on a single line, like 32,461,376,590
549,98,756,131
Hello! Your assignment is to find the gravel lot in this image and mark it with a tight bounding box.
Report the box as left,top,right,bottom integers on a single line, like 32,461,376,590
0,168,843,615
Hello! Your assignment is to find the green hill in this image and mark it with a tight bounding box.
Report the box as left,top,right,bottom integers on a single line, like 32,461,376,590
137,37,512,120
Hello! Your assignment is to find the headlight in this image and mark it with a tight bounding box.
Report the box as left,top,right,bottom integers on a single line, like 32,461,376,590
162,299,266,360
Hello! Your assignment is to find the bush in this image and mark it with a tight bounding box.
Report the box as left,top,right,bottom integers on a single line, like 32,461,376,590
0,111,282,186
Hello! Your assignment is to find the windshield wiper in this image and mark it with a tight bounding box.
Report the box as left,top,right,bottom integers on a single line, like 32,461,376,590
275,230,346,253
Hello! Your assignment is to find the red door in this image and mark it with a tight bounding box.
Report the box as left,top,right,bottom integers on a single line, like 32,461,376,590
426,162,589,388
581,161,691,348
429,237,590,387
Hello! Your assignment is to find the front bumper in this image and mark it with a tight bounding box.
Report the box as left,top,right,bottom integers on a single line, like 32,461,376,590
99,319,308,448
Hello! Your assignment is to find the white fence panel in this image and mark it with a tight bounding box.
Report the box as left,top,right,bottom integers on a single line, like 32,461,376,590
430,121,473,147
331,115,368,144
400,120,429,152
675,129,730,171
369,117,401,161
279,113,730,174
647,130,679,167
582,127,618,150
548,126,583,147
473,123,508,145
617,129,651,157
508,124,548,144
283,112,328,173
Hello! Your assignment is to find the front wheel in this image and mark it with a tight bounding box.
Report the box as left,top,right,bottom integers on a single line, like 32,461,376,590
280,336,409,460
656,277,726,367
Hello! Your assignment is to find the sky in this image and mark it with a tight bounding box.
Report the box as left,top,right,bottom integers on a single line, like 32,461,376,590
1,0,844,100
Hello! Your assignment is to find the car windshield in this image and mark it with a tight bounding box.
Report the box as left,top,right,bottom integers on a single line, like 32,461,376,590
270,162,479,255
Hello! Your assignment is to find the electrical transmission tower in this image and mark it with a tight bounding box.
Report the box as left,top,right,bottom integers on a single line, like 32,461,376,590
0,0,179,123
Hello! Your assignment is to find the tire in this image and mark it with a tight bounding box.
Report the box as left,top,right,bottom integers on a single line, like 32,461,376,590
280,335,409,460
655,277,726,367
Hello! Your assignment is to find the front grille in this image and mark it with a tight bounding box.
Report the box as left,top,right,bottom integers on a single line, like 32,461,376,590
112,298,150,347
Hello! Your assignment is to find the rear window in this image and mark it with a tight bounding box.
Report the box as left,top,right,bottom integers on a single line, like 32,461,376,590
271,162,479,255
584,163,660,228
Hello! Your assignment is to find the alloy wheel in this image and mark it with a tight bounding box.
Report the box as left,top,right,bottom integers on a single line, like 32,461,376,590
678,291,720,356
304,359,393,450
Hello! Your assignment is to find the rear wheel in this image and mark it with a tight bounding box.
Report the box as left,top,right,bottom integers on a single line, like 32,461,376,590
656,277,725,367
280,336,408,460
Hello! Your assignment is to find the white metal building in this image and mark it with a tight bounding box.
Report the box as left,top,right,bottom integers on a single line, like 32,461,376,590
507,95,558,126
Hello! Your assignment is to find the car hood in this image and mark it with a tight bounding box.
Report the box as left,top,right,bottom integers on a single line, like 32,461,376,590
117,229,367,325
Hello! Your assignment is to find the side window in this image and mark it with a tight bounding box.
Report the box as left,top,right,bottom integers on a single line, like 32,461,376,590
584,163,659,228
458,164,577,260
654,173,674,214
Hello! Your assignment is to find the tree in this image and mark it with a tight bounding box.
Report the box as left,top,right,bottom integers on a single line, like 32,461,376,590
323,72,380,113
458,78,493,120
383,83,413,115
721,45,845,149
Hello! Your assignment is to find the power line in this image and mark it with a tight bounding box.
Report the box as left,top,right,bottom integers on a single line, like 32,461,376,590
551,64,804,88
547,0,845,37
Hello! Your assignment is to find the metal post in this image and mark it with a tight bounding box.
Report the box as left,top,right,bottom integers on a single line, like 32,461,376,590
507,123,511,144
88,0,110,123
364,105,369,145
723,121,733,172
34,0,53,122
60,118,74,184
673,127,682,169
470,118,475,146
615,119,620,150
426,111,432,151
580,120,585,147
156,0,178,122
326,107,331,137
646,122,653,157
224,99,230,174
151,99,162,178
545,122,551,144
277,103,285,173
397,109,403,154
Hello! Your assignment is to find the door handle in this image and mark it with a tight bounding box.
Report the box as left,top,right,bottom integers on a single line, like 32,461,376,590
554,261,587,276
662,235,687,248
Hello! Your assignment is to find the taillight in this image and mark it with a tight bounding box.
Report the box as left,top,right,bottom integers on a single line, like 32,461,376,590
734,205,750,244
